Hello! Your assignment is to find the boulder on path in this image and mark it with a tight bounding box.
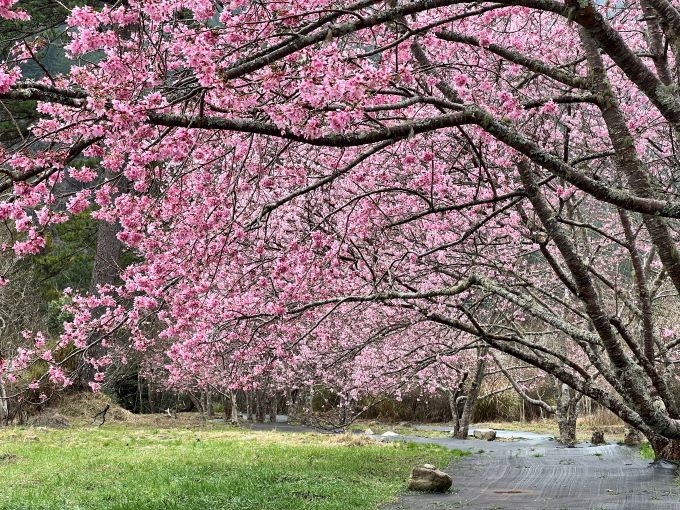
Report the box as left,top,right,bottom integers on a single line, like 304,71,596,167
591,430,606,445
408,464,452,492
623,428,642,446
474,428,496,441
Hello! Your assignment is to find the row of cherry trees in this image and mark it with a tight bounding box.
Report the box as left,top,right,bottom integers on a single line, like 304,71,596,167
2,0,680,457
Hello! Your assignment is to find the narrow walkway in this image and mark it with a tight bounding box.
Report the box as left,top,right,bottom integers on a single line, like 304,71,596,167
385,433,680,510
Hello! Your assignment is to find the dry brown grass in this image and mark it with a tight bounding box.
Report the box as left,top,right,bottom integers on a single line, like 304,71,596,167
52,394,630,445
474,418,556,434
477,414,627,443
56,392,139,425
577,410,627,441
578,409,625,428
54,393,221,428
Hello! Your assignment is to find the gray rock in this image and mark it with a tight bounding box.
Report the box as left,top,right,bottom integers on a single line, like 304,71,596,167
364,428,374,435
474,428,496,441
623,428,642,446
382,431,400,437
591,430,606,445
408,464,452,492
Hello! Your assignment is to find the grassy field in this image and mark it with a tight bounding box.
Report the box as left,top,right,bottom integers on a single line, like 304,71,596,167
0,425,467,510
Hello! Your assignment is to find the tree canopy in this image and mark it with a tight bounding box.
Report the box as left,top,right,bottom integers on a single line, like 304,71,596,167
2,0,680,458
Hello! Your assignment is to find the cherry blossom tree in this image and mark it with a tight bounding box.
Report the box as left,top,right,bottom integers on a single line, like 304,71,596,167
3,0,680,458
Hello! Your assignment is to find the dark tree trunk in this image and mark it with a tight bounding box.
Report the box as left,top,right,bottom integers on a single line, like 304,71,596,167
447,372,468,437
222,394,229,424
147,380,156,414
80,174,127,387
269,392,278,423
137,373,144,413
255,391,265,423
245,392,252,421
455,350,486,439
188,392,204,419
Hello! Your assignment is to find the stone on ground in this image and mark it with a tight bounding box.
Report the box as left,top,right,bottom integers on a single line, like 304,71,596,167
474,428,496,441
407,464,452,492
591,430,605,445
364,428,374,435
382,431,400,437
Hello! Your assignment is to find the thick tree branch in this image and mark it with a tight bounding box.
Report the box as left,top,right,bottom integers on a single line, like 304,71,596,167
489,351,555,414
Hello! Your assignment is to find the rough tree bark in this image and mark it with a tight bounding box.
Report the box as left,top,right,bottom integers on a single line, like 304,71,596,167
80,174,127,387
648,433,680,462
454,348,487,439
205,391,214,419
147,379,156,414
555,383,582,445
229,390,239,424
446,371,468,436
0,380,7,424
245,391,252,421
269,393,279,423
255,390,265,423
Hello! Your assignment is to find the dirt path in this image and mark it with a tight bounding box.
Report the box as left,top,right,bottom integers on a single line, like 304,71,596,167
386,434,680,510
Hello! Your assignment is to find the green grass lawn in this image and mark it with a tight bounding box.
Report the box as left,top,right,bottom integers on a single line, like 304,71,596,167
0,426,467,510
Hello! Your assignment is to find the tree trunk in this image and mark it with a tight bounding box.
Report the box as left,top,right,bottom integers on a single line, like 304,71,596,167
306,386,314,418
0,380,8,425
147,380,156,414
255,391,265,423
648,435,680,461
245,392,252,421
222,394,229,423
447,372,469,436
555,383,579,445
230,391,239,424
270,393,278,423
137,373,144,413
448,390,459,435
455,350,486,439
287,388,302,422
188,392,204,419
80,175,127,387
